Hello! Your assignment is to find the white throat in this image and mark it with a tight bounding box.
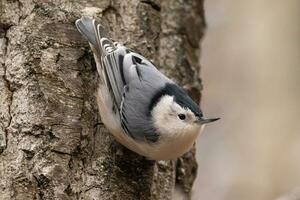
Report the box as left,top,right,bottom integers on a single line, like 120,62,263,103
149,95,204,159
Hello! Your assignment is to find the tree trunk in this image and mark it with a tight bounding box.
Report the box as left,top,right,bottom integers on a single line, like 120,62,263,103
0,0,205,199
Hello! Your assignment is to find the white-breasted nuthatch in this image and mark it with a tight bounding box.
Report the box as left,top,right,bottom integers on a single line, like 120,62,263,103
75,16,219,160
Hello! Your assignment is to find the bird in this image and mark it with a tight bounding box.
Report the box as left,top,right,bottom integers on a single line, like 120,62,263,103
75,16,219,160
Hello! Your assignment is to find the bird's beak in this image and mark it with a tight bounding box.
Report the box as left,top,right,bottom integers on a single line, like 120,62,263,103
196,117,220,124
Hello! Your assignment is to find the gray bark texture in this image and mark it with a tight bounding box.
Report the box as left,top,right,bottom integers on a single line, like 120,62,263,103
0,0,205,199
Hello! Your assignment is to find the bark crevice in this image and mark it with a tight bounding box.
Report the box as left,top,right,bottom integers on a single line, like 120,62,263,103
140,0,161,12
0,25,13,153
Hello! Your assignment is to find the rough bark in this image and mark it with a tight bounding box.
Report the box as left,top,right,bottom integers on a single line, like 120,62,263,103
0,0,205,199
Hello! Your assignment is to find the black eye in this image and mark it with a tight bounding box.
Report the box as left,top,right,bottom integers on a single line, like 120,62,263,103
178,114,186,120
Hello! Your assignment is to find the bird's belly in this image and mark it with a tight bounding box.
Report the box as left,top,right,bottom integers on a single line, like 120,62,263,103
101,122,198,160
145,131,199,160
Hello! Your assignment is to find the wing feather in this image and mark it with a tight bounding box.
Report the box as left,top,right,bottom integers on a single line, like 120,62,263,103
120,62,171,143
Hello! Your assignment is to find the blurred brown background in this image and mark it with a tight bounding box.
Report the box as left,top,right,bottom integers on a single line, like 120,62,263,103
193,0,300,199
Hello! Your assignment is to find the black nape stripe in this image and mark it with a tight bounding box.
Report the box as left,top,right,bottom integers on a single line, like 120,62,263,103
148,87,166,116
148,83,203,117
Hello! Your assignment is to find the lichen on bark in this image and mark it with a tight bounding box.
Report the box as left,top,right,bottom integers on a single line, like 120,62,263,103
0,0,205,199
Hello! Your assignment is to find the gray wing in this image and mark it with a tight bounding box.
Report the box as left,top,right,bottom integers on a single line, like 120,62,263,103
120,53,172,143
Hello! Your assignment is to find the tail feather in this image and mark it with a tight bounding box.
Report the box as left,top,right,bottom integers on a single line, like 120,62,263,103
75,16,115,56
75,16,123,110
75,16,98,48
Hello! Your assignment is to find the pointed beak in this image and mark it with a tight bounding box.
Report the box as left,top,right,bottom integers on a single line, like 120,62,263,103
196,117,220,124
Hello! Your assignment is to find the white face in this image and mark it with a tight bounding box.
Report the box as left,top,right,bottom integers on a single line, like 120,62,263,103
151,95,204,140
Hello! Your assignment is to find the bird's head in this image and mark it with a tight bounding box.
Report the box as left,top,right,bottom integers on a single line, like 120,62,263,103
150,83,219,140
